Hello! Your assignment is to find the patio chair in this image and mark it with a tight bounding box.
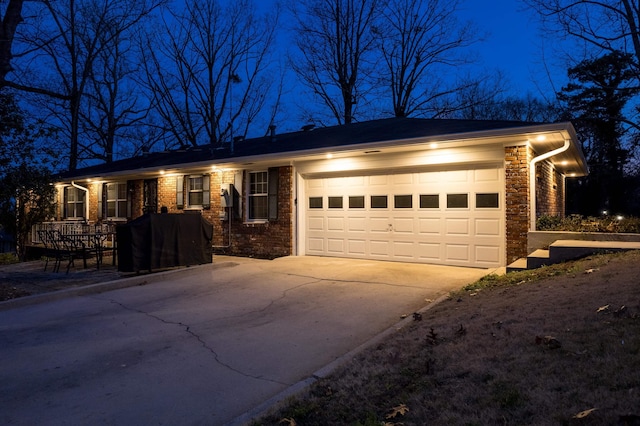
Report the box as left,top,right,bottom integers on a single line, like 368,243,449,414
37,230,58,272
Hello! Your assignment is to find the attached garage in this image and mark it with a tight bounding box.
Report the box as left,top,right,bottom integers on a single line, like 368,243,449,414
304,165,505,268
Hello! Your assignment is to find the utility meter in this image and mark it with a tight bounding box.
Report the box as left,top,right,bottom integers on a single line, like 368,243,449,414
220,183,233,208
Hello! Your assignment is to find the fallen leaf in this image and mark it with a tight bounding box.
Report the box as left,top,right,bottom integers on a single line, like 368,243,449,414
597,304,610,313
386,404,409,419
573,408,597,419
614,305,627,317
535,335,561,349
585,268,599,274
279,418,296,426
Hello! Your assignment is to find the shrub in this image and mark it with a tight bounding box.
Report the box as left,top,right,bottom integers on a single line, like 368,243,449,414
536,214,640,233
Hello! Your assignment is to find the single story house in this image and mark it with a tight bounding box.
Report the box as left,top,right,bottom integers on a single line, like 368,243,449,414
49,117,587,268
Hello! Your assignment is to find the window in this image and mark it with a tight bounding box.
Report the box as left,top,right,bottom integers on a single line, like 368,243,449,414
188,176,204,206
309,197,323,209
176,175,210,209
420,194,439,209
394,195,412,208
447,193,468,208
328,196,343,209
65,187,85,219
349,196,365,208
249,171,268,219
371,195,388,208
476,193,499,208
106,183,127,218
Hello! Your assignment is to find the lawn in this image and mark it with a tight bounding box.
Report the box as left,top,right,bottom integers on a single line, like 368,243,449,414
255,251,640,425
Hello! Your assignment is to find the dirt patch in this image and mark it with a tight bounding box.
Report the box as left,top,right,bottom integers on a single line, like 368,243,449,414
257,251,640,425
0,257,123,301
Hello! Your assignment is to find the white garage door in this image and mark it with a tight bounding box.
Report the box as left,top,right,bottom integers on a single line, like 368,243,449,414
304,168,504,268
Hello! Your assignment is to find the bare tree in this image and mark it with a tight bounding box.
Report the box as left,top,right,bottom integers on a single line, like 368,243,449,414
0,0,25,84
5,0,164,170
79,24,149,163
377,0,479,118
140,0,278,148
290,0,380,125
525,0,640,81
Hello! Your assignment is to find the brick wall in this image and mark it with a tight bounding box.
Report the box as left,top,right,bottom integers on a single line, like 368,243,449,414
217,166,293,258
536,161,565,218
148,167,293,259
504,146,531,263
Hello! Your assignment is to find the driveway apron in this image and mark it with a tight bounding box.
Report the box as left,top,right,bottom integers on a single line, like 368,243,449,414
0,256,489,425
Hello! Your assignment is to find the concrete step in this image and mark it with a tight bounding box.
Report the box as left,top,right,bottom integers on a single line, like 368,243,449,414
549,239,640,263
527,249,551,269
506,258,527,273
507,239,640,273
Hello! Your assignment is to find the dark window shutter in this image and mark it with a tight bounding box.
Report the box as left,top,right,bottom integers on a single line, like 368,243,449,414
176,175,184,209
202,175,210,209
62,187,68,218
97,183,104,219
127,181,133,218
268,167,279,221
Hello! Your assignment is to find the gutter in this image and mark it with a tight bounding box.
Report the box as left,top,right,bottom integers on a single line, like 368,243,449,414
71,181,90,220
529,139,571,231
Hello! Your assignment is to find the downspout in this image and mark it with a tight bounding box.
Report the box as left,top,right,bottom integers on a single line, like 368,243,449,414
529,139,571,231
71,181,90,220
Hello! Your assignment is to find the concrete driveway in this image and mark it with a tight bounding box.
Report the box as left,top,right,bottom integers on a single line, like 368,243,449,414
0,255,491,425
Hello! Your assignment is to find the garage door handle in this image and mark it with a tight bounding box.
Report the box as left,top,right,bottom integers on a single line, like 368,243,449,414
388,224,393,232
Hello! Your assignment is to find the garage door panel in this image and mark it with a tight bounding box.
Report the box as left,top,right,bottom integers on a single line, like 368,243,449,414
393,217,414,233
369,217,391,233
327,217,345,231
475,168,500,182
327,238,345,254
348,217,367,232
476,245,500,263
392,241,415,258
475,218,501,236
419,218,442,235
348,239,366,256
307,238,324,252
369,175,389,186
446,218,470,235
308,216,325,232
446,244,470,262
369,240,390,256
417,242,441,260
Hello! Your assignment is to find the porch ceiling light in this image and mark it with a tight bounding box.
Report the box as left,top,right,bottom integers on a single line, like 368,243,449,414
326,153,333,159
536,134,547,142
429,142,438,149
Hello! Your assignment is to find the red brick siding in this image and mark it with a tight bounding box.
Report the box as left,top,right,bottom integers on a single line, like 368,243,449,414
124,167,293,259
536,161,565,218
504,146,531,263
219,166,293,258
129,180,144,219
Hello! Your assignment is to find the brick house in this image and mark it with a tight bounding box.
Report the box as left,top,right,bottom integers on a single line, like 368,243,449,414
50,117,587,268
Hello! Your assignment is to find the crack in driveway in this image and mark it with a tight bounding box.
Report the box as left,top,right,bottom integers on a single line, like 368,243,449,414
103,298,290,386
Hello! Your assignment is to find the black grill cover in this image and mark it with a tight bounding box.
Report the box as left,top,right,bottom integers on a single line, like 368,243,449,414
117,213,213,272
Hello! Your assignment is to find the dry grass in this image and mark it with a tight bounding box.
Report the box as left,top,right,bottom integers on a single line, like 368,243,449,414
255,251,640,426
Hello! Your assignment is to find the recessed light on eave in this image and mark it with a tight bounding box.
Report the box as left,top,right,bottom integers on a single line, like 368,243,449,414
429,142,438,149
326,153,333,159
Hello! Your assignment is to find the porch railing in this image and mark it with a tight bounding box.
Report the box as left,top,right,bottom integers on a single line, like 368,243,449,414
31,221,118,246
